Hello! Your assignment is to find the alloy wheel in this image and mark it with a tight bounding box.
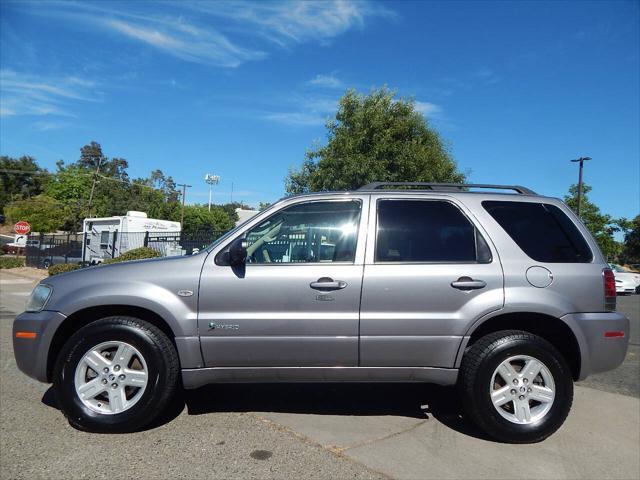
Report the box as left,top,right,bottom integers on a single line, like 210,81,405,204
74,341,148,415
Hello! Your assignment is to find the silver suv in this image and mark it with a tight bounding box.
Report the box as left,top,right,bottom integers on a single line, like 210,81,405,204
13,182,629,443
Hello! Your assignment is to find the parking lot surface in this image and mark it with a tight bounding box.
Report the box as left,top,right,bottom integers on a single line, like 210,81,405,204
1,270,639,479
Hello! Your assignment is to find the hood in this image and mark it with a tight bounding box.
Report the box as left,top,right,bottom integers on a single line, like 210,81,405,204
44,254,201,285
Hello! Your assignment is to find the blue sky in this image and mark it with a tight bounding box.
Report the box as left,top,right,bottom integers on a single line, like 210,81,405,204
1,0,638,219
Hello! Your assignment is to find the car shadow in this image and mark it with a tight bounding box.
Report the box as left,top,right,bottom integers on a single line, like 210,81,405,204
42,383,493,441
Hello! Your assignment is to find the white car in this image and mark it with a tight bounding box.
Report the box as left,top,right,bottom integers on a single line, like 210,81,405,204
610,264,640,295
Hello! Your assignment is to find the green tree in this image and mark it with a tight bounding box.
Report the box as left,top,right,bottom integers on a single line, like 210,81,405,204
44,163,92,231
258,201,272,211
286,87,463,194
5,195,66,232
0,156,47,213
620,215,640,264
564,184,623,261
181,204,235,235
45,143,183,230
77,141,129,180
3,142,186,233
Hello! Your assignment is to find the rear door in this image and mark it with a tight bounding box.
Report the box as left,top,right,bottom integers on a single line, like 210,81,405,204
360,195,504,367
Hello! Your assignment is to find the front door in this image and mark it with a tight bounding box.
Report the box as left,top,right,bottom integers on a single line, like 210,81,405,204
360,196,504,367
198,197,368,367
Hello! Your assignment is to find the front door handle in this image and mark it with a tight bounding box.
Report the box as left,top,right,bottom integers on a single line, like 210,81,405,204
451,276,487,290
310,277,348,291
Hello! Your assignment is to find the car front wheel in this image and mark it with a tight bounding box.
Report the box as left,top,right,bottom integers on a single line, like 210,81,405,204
458,330,573,443
53,316,179,433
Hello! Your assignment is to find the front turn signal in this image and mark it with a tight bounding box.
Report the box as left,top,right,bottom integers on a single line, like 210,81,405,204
15,331,37,339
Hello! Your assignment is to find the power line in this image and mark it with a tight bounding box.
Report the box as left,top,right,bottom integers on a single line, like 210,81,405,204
0,168,167,192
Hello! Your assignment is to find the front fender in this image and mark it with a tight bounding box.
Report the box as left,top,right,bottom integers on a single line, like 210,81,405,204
50,282,198,337
42,255,205,337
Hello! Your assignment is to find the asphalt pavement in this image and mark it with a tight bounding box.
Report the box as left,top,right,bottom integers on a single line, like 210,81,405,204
1,270,639,479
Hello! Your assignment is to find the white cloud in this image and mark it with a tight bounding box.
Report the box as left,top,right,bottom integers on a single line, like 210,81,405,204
0,107,15,117
0,70,98,118
31,120,68,131
414,101,441,117
472,67,500,85
262,91,339,126
18,1,393,68
307,74,343,89
105,18,266,68
195,0,394,46
264,111,328,126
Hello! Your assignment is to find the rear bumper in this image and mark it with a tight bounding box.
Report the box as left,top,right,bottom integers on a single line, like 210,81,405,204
561,312,630,380
13,310,67,383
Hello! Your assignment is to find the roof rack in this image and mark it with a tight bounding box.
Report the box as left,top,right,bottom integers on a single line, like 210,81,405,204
357,182,536,195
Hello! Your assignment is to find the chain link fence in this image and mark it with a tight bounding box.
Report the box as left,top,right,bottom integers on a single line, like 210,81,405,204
25,230,227,268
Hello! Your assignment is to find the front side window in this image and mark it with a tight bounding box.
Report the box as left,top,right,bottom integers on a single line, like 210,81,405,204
243,200,361,264
482,201,593,263
375,200,491,263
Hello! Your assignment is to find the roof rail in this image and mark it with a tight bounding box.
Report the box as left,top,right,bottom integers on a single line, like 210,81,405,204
357,182,536,195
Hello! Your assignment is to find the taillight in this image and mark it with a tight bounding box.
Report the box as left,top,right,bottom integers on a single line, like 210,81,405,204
603,268,616,311
603,268,616,297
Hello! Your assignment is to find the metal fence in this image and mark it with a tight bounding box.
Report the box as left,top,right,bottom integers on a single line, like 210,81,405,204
25,230,227,268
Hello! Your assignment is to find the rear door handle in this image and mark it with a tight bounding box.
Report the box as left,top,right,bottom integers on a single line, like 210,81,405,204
310,277,348,291
451,276,487,290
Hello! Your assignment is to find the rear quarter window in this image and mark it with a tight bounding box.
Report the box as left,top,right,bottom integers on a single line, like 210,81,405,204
482,201,593,263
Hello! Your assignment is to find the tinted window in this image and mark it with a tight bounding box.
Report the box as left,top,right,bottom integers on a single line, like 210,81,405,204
482,201,592,263
244,200,361,264
376,200,491,263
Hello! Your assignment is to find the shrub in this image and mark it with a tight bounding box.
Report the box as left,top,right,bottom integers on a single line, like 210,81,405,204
0,257,25,269
48,263,82,276
101,247,161,265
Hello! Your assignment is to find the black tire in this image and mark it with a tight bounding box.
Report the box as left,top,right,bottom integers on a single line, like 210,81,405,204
458,330,573,443
42,259,51,269
53,316,180,433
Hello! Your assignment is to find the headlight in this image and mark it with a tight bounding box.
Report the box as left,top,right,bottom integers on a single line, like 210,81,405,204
25,284,53,312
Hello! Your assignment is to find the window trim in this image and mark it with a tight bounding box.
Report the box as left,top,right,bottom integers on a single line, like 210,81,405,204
214,198,365,267
373,198,493,265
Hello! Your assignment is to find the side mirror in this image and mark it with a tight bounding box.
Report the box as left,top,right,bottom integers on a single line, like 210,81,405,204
228,237,247,266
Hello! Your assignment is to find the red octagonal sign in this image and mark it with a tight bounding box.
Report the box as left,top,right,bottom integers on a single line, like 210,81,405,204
14,221,31,235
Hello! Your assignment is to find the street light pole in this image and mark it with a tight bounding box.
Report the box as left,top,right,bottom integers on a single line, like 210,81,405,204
204,174,220,211
87,157,102,218
570,156,592,218
177,183,192,229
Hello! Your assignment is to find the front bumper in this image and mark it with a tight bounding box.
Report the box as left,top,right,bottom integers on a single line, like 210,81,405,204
561,312,630,380
13,310,67,383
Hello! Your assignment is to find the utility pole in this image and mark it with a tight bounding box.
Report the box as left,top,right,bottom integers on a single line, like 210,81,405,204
570,156,592,218
204,174,220,211
177,183,192,228
87,157,103,217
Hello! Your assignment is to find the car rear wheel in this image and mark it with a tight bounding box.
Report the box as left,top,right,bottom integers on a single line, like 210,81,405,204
53,316,179,433
458,330,573,443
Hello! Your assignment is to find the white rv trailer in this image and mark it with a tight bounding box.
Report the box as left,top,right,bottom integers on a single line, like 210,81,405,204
82,211,181,263
235,208,259,226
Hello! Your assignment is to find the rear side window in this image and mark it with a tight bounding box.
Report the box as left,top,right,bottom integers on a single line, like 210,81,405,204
482,201,592,263
376,200,492,263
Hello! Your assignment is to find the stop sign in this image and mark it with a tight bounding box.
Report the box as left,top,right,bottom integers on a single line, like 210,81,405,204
14,221,31,235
